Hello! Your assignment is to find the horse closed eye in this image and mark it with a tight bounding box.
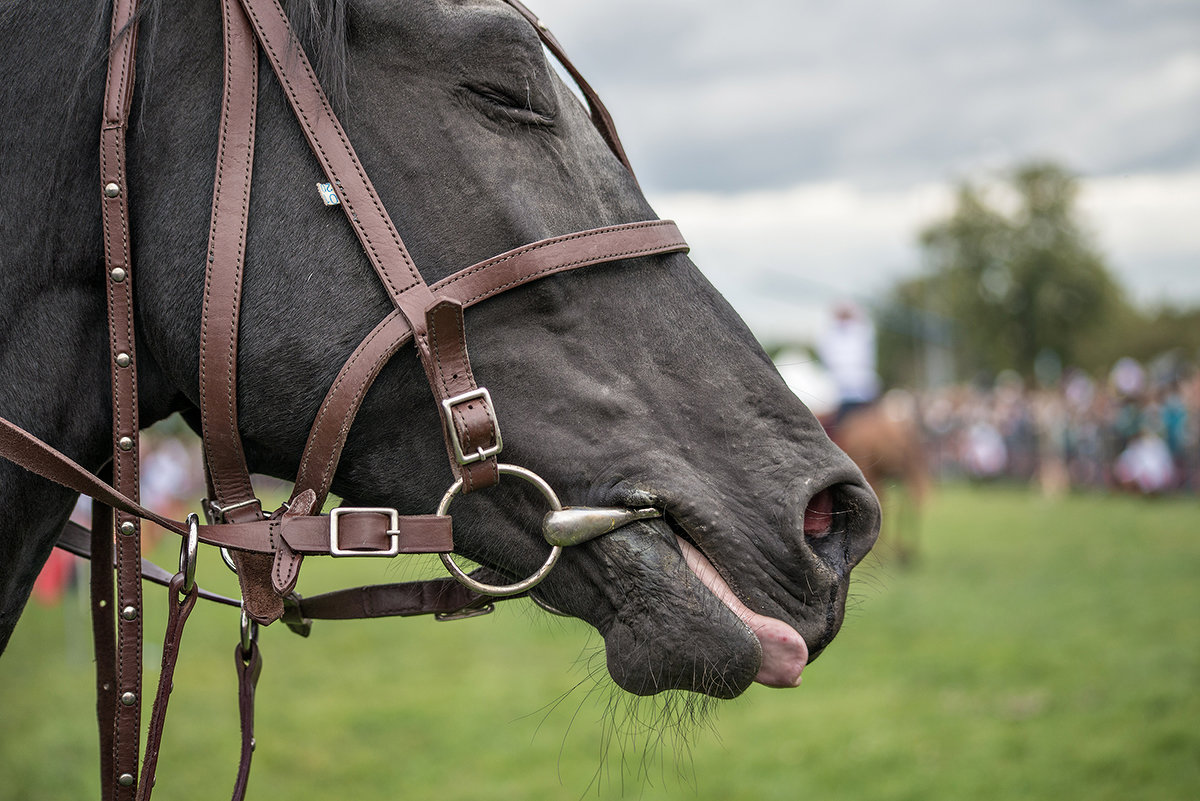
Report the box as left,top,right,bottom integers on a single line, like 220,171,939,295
462,82,555,127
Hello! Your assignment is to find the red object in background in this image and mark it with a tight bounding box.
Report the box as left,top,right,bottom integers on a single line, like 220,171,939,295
32,547,77,605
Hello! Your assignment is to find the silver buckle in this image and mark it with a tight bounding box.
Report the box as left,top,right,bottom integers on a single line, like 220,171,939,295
440,387,503,465
329,507,401,557
204,496,262,524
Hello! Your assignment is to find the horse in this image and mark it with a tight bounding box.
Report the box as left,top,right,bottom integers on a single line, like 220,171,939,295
0,0,878,756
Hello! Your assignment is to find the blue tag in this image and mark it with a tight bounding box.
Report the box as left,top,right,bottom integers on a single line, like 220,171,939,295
316,182,340,206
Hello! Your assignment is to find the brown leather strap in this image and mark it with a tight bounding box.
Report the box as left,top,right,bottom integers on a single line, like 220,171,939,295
200,0,281,626
59,520,504,624
99,0,146,794
199,0,261,516
231,639,262,801
0,416,191,535
433,220,688,307
90,495,118,801
423,300,499,492
2,417,454,559
286,578,491,621
136,575,198,801
292,221,689,507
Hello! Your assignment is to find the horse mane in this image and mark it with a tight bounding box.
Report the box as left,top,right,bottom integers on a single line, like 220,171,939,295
284,0,350,112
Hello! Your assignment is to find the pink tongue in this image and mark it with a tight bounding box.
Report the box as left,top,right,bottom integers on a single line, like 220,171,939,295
677,538,809,688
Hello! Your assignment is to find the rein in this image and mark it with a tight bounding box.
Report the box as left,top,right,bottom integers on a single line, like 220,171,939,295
0,0,690,797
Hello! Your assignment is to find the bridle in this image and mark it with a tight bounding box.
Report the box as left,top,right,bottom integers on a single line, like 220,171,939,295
0,0,691,797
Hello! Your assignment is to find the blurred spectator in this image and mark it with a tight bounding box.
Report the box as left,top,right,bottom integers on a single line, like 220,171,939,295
912,354,1198,496
817,302,881,424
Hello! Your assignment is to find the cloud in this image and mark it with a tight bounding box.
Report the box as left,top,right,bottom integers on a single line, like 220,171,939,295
534,0,1200,192
526,0,1200,337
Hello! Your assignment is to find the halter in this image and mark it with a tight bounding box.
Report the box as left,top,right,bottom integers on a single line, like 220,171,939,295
0,0,691,797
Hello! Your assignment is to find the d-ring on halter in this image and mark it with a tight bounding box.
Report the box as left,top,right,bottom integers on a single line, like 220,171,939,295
179,513,199,596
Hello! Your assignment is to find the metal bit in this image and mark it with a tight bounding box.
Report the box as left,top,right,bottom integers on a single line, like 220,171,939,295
542,506,662,547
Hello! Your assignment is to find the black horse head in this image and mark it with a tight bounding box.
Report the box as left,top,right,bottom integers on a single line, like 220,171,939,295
0,0,879,699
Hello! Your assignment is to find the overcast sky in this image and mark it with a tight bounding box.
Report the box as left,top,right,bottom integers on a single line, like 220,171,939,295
533,0,1200,342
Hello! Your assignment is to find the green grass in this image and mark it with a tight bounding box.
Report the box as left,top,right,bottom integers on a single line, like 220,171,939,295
2,484,1197,800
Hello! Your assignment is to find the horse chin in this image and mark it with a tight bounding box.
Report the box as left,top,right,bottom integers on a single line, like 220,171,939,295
590,526,760,698
571,523,805,699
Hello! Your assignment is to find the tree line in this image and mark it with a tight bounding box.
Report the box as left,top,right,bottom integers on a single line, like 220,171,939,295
876,162,1200,388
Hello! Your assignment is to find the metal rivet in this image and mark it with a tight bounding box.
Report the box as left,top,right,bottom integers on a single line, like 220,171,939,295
250,738,256,752
104,182,121,198
121,605,138,621
115,352,131,368
118,436,134,451
118,773,134,787
119,521,136,536
110,267,127,283
120,691,137,706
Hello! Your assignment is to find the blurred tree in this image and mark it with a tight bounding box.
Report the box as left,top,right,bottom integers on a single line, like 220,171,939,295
878,162,1127,385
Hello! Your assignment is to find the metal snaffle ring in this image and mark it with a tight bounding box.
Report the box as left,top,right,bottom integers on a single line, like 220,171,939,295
179,513,199,595
437,464,563,597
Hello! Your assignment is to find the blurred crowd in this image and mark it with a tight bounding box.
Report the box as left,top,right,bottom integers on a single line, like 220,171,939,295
920,356,1199,495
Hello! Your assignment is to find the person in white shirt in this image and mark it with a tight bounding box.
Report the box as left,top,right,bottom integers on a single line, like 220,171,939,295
817,301,881,425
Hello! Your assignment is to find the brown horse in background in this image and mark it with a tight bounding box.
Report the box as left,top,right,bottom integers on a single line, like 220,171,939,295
825,391,930,565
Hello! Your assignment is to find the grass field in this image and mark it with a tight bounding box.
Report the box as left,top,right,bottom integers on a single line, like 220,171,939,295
2,484,1197,800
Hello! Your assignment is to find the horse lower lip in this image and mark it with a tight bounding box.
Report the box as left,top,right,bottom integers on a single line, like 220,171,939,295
674,536,809,688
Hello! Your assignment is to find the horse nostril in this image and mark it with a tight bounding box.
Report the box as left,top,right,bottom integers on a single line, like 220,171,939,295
803,487,836,538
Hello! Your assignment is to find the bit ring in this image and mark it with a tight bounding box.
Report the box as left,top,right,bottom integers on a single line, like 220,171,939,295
436,464,562,597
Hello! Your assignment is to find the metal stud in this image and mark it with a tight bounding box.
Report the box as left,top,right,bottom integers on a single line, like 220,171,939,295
121,606,138,621
118,436,134,451
110,267,127,283
120,691,137,706
115,352,131,368
104,182,121,198
119,521,136,536
118,774,134,787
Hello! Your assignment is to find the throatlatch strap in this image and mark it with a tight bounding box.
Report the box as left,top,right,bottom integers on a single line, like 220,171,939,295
202,0,283,626
199,0,260,516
